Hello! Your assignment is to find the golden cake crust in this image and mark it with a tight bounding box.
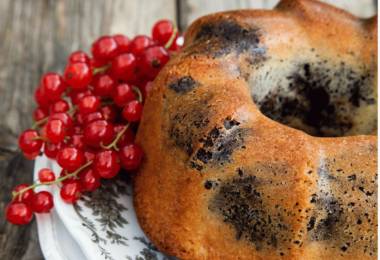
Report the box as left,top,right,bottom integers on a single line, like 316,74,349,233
133,0,378,259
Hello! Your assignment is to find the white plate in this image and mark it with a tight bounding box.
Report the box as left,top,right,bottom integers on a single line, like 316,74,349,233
34,154,178,260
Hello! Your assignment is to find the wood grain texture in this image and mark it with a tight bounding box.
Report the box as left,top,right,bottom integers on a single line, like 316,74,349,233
0,1,175,259
0,0,376,259
178,0,378,32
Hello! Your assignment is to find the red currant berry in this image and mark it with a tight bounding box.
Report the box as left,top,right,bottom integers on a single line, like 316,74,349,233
82,111,104,126
138,46,170,78
59,169,77,184
111,83,135,107
60,180,83,204
113,123,135,149
78,167,100,191
122,100,143,122
77,94,100,116
34,86,53,109
69,88,93,105
93,73,117,97
41,73,66,100
73,111,84,126
73,125,83,134
32,107,49,126
91,36,119,63
49,99,69,114
45,119,67,143
32,191,54,213
152,20,179,50
49,112,73,135
44,140,65,159
23,151,41,160
100,105,117,123
64,62,92,89
56,146,84,172
139,80,153,101
118,142,143,170
18,130,43,154
93,149,120,178
68,134,88,152
38,168,56,184
130,35,155,56
83,119,114,148
83,148,97,163
113,35,131,54
68,51,90,65
90,58,104,68
111,53,137,81
12,184,34,205
5,202,33,225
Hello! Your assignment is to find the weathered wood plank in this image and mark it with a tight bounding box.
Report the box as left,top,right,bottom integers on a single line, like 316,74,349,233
178,0,377,32
0,1,175,259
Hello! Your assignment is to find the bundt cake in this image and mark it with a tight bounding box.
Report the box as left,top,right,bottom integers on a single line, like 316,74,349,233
133,0,378,259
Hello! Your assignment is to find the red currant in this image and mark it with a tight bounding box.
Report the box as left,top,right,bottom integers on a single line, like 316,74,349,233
83,111,104,126
78,167,101,191
32,191,54,213
83,148,97,163
90,58,104,68
139,80,153,101
59,169,77,184
60,180,83,204
23,151,41,160
111,53,137,81
122,100,143,122
45,119,67,142
113,35,131,54
73,111,84,125
49,112,73,135
77,94,100,116
32,107,49,126
73,125,83,134
49,99,69,114
111,83,135,107
100,105,117,123
91,36,119,63
93,73,117,98
93,149,120,178
68,51,90,65
130,35,155,56
69,88,93,105
118,142,143,170
152,20,179,50
83,119,114,148
12,184,34,205
34,86,53,109
68,134,88,152
41,73,66,100
56,146,84,172
38,168,56,184
5,202,33,225
138,46,170,78
18,129,44,154
113,123,135,149
64,62,92,89
44,140,65,159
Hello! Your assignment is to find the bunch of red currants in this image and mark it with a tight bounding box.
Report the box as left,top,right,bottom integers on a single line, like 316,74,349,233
6,20,181,225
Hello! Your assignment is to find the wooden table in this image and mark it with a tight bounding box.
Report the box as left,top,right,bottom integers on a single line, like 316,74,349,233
0,0,376,259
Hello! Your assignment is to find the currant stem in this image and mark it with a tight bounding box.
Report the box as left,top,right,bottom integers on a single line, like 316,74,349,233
100,101,115,106
132,86,143,103
31,117,48,130
12,160,93,202
66,105,78,114
91,62,111,75
101,121,131,152
164,20,178,49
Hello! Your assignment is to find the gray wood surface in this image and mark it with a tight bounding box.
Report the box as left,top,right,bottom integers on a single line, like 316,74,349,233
0,0,376,259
